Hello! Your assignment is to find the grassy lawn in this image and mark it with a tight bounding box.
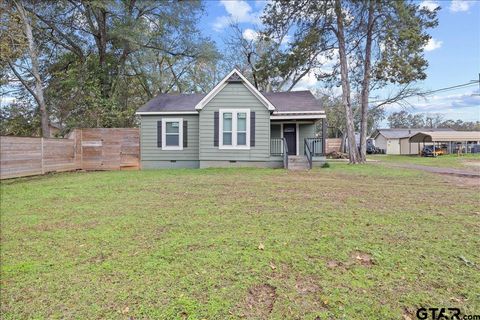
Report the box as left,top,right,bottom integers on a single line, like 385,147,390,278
368,153,480,169
1,165,479,319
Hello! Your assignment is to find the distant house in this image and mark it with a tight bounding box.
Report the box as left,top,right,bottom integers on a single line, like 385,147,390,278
48,122,62,137
370,128,454,155
135,69,326,169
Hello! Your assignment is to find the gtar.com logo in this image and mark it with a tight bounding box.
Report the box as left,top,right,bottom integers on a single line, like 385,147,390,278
416,307,480,320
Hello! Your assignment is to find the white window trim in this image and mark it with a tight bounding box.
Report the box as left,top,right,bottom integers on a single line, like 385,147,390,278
219,109,250,150
162,118,183,150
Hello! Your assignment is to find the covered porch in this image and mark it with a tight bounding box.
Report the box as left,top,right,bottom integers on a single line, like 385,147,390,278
269,112,327,169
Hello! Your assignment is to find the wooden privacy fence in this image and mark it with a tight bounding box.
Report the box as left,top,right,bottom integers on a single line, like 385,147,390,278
0,128,140,180
326,138,342,153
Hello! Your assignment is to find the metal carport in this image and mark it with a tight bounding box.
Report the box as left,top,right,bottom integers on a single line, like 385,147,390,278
409,131,480,154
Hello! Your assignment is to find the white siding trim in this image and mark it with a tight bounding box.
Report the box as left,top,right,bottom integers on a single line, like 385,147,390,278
271,114,326,120
136,111,198,115
273,111,325,114
162,118,183,150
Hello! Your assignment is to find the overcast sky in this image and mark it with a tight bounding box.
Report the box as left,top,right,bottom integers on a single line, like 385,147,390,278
199,0,480,122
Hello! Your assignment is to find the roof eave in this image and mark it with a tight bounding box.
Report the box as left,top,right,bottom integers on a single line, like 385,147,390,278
270,114,326,120
135,111,198,115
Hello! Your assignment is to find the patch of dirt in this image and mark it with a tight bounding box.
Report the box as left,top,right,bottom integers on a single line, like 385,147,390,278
402,307,415,320
33,220,99,232
441,175,480,188
350,251,374,266
326,260,346,270
242,284,277,319
87,252,108,263
463,160,480,168
295,277,321,295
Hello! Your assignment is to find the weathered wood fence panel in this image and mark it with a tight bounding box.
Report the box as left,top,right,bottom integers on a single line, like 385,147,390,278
79,128,140,171
43,138,79,173
1,128,140,179
0,136,78,179
325,138,342,153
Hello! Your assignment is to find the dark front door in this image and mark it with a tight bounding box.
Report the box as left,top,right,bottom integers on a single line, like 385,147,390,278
283,124,296,155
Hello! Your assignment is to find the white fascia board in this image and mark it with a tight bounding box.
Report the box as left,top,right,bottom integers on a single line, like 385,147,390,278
136,111,198,115
194,68,275,111
273,111,325,114
270,115,326,120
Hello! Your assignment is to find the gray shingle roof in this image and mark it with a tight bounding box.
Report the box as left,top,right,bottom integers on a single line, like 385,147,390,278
263,91,323,112
373,128,455,139
136,90,323,113
137,93,206,112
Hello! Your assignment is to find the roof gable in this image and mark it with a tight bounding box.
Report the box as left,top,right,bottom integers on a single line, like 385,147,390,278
194,69,275,111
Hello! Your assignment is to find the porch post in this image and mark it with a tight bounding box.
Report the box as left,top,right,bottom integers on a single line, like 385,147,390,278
322,118,327,155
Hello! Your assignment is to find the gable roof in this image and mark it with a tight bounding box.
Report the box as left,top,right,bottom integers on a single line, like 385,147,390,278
136,71,324,115
371,128,455,140
136,90,324,114
194,69,275,111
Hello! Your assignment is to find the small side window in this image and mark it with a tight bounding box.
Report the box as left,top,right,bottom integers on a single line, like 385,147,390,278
162,118,183,150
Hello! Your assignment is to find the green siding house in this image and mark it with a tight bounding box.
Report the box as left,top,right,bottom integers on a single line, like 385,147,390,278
136,69,326,170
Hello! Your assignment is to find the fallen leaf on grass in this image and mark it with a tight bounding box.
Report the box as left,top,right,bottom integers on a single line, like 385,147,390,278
458,255,475,268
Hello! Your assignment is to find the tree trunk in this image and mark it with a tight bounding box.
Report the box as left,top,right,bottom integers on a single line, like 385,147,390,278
15,1,49,137
359,0,375,163
96,8,109,98
334,0,358,164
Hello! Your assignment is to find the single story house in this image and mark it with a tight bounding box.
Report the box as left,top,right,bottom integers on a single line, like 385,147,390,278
136,69,326,169
370,128,454,155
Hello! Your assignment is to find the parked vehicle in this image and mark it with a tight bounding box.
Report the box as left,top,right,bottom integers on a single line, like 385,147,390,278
421,145,445,157
366,138,384,154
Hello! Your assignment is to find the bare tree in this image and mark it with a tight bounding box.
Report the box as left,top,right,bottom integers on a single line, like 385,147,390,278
334,0,358,163
358,0,374,163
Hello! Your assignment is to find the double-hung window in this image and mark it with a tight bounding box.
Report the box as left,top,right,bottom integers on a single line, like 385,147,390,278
162,118,183,150
219,109,250,149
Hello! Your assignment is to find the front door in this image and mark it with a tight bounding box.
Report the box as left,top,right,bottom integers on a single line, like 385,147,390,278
283,124,296,155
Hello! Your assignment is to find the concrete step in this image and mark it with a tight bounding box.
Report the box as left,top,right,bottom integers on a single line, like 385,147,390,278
288,165,309,170
288,156,308,163
287,155,310,170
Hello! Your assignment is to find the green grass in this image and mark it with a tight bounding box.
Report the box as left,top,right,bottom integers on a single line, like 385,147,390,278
1,165,479,319
368,153,480,169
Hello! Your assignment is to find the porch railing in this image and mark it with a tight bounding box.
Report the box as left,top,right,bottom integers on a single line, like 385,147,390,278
270,138,284,156
304,139,313,169
270,138,288,169
304,138,324,157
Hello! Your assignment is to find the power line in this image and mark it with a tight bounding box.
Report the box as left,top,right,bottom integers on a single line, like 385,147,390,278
369,80,480,104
